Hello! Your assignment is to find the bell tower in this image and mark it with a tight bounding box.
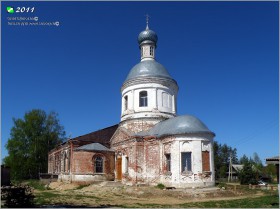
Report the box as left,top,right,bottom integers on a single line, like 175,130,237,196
120,18,179,125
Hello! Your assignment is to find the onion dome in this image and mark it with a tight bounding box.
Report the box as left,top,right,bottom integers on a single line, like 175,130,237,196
137,15,158,45
138,29,158,45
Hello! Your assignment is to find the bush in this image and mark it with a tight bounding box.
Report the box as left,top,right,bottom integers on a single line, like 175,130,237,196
1,185,35,207
156,183,165,190
238,161,259,185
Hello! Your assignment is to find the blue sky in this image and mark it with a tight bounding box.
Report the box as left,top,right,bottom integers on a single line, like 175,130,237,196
1,1,279,164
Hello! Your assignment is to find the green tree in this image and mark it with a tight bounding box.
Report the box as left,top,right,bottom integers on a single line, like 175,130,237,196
3,109,66,180
213,141,238,179
252,152,263,171
237,157,259,185
239,154,251,164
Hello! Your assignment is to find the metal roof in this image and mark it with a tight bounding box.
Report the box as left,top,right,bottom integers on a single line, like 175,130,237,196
138,29,158,45
232,164,244,171
75,143,113,152
135,115,214,138
125,60,173,82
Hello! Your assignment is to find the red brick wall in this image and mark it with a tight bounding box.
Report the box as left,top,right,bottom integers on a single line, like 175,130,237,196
72,151,115,177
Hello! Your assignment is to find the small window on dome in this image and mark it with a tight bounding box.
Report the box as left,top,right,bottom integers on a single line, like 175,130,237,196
124,95,128,110
141,47,143,57
139,91,148,107
150,46,154,56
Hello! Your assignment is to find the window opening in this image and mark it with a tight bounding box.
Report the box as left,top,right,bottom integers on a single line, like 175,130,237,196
181,152,192,172
139,91,148,107
95,156,103,173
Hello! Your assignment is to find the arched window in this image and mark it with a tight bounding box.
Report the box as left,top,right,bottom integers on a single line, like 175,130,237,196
124,95,128,110
139,91,148,107
94,156,104,173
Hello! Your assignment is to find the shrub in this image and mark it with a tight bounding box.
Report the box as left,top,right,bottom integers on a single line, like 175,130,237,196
156,183,165,190
1,185,35,207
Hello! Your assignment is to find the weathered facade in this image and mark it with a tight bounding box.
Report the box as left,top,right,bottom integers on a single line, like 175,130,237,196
48,20,215,188
48,125,117,183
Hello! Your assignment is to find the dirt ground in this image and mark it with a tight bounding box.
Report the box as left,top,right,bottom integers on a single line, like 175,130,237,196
35,181,271,207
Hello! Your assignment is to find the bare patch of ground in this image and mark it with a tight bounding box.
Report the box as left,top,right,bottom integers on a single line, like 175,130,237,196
35,182,277,208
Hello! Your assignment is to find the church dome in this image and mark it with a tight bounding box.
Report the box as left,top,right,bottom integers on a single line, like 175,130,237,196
136,115,215,137
138,29,158,45
125,60,173,82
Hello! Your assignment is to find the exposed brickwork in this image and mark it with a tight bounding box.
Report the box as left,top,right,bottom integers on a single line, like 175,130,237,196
48,125,118,183
72,150,115,178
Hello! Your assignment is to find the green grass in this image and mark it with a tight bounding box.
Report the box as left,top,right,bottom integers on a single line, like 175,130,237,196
179,195,279,208
130,195,279,208
34,191,59,205
75,184,90,190
25,179,47,190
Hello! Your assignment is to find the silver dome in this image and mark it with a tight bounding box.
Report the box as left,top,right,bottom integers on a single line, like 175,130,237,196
136,115,215,137
125,60,173,82
138,29,158,45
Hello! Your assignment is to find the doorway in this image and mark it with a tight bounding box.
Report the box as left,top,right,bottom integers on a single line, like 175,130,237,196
117,157,122,180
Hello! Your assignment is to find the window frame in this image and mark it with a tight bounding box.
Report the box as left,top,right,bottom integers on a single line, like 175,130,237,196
124,95,128,110
165,154,171,172
139,91,148,107
94,156,104,173
181,152,192,173
150,46,154,56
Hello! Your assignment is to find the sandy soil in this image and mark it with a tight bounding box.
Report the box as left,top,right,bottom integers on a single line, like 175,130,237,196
36,181,269,207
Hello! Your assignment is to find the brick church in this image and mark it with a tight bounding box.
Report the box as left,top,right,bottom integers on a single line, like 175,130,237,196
48,20,215,188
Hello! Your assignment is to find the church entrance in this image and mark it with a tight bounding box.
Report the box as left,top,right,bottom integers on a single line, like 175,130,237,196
117,157,122,180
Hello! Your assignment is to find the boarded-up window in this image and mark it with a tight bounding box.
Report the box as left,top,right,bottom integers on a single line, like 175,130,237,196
202,151,210,171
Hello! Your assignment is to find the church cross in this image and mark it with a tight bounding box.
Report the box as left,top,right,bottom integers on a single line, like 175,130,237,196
145,14,150,29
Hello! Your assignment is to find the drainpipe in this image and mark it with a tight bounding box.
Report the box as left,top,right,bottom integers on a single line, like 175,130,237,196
135,139,138,185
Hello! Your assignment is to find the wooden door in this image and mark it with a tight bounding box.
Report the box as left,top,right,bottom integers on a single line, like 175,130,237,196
117,157,122,180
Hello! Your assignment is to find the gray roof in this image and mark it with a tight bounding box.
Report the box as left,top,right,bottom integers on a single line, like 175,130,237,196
135,115,214,138
75,143,113,152
232,164,244,171
125,60,173,82
138,29,158,45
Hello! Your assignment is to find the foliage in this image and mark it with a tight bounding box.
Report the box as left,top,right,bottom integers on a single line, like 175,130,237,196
3,109,66,180
25,179,47,191
1,185,35,208
237,158,259,185
155,183,165,190
213,141,238,179
262,164,277,182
